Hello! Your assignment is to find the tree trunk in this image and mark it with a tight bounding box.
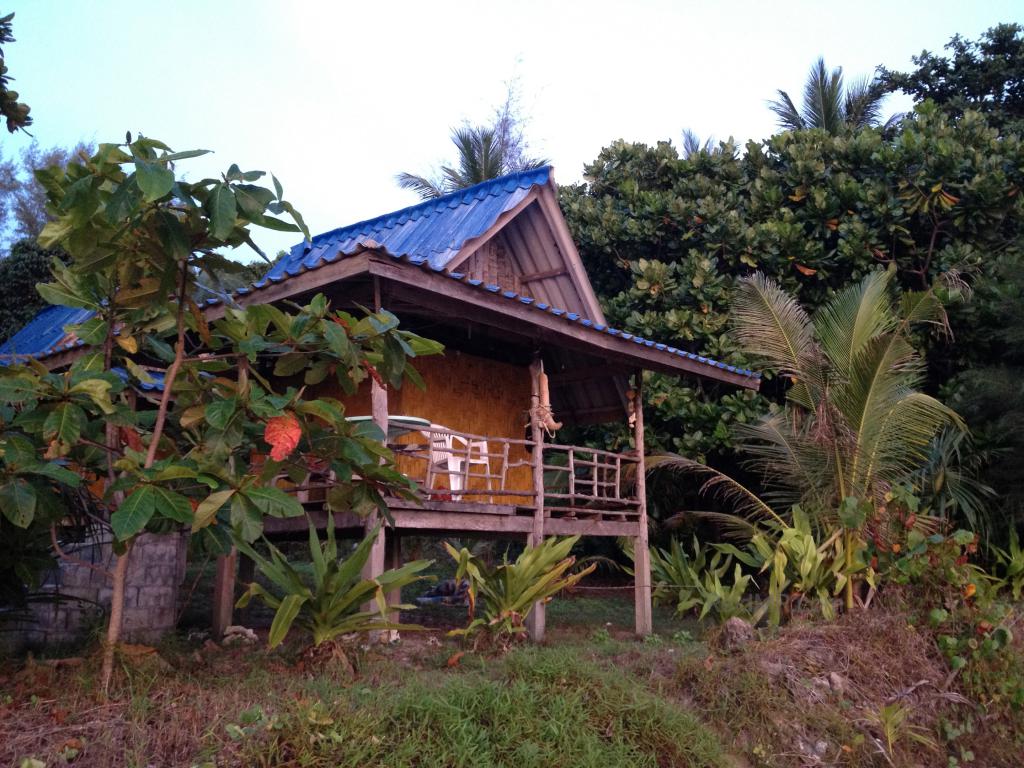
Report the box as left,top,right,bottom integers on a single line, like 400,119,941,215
100,539,132,698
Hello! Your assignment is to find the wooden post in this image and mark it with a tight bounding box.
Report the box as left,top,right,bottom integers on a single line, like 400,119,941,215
632,371,653,637
525,356,546,642
385,530,401,625
363,278,389,638
212,547,237,639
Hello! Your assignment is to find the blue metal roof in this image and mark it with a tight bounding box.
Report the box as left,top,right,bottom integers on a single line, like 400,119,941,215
258,166,551,286
0,303,94,362
0,166,759,385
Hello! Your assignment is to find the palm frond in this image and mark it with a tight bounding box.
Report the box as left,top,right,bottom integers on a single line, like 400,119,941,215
843,76,887,129
395,172,445,200
814,268,896,376
646,452,783,525
734,412,834,511
731,272,824,410
803,58,844,133
665,510,763,541
768,90,805,131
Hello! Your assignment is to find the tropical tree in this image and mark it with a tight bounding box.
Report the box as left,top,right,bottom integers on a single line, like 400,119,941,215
658,268,962,610
1,135,442,694
769,57,894,133
561,102,1024,470
397,124,547,200
878,23,1024,137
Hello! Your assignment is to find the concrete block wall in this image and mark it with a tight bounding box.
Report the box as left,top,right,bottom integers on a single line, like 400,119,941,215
2,531,187,654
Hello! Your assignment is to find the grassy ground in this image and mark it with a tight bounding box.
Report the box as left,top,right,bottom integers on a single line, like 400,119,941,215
5,563,1022,767
2,616,726,767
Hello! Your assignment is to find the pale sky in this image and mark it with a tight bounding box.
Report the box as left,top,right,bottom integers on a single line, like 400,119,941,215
4,0,1022,258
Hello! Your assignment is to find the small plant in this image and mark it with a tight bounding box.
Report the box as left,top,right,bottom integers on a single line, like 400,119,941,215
590,625,612,643
992,527,1024,600
643,633,665,647
235,518,433,649
671,629,694,644
445,535,595,648
864,701,937,762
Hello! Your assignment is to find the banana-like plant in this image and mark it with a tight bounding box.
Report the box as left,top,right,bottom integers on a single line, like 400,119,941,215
445,535,594,646
235,519,433,648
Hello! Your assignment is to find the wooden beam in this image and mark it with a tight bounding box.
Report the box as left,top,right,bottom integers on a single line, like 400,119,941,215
545,518,641,537
366,256,759,390
632,372,653,637
520,267,568,283
549,364,630,385
534,186,608,325
211,547,237,639
525,357,546,642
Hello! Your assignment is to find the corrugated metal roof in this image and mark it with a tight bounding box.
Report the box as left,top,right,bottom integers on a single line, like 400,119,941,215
0,303,94,362
0,167,759,385
259,167,551,285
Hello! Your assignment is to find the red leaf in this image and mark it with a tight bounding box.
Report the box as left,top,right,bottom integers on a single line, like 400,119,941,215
120,427,144,452
265,413,301,462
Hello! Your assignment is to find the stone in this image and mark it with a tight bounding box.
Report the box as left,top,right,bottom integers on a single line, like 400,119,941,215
720,617,755,651
828,671,848,694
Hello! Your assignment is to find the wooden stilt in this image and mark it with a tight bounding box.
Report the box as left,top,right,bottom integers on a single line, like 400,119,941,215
363,279,389,639
385,530,402,624
525,356,546,642
632,371,653,637
212,547,237,639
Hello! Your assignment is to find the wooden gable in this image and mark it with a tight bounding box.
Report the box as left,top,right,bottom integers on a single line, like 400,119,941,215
446,185,607,324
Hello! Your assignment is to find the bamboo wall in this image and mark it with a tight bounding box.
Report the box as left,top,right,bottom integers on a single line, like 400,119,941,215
324,351,535,499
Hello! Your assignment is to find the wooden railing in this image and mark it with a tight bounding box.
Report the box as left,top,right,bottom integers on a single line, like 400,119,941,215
388,427,642,517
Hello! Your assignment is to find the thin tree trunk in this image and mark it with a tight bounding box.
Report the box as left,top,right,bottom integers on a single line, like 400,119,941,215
99,260,190,696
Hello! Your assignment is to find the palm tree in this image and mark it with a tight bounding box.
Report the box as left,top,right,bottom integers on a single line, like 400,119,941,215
769,57,896,133
397,125,547,200
656,268,962,609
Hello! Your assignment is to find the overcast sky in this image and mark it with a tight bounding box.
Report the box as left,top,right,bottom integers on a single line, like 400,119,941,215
4,0,1022,258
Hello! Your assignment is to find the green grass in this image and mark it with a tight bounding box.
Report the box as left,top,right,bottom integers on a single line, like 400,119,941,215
221,645,729,768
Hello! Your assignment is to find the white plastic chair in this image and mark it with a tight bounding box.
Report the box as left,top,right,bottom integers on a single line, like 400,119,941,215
423,426,490,499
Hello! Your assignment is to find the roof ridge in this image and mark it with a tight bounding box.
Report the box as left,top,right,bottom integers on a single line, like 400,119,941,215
298,165,552,250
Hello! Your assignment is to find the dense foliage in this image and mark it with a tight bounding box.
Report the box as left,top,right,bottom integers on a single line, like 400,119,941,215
0,136,442,690
878,23,1024,137
560,104,1024,529
0,238,64,342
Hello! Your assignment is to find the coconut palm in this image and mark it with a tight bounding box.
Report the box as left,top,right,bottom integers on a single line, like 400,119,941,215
397,125,547,200
769,57,896,133
656,268,962,609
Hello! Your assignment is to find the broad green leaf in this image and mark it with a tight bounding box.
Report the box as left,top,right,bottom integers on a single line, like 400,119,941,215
44,402,85,447
0,373,41,403
25,461,82,487
74,316,110,345
111,486,157,540
268,594,306,648
35,281,98,310
150,486,194,524
193,489,235,531
136,160,175,201
241,485,304,518
205,397,238,430
0,479,37,528
69,378,115,414
208,183,237,240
